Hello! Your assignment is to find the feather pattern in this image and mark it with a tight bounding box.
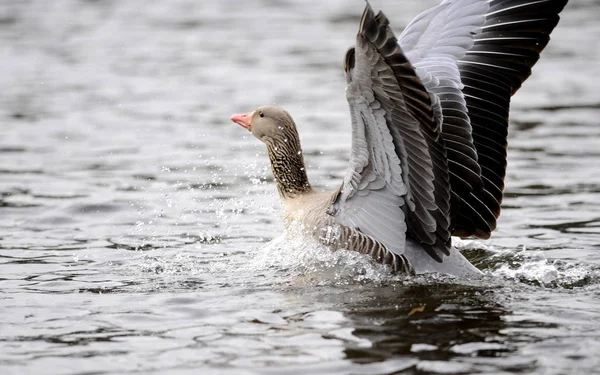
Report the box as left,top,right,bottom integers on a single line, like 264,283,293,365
397,0,568,238
331,4,452,262
453,0,568,237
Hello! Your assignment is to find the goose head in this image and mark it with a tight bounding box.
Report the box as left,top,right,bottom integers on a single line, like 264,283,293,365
230,105,298,145
230,105,313,199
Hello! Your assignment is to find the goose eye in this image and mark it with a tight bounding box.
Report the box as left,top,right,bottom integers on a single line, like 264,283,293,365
259,112,264,118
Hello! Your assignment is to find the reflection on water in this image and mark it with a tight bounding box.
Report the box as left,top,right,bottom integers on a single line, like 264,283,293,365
1,0,600,374
344,283,513,368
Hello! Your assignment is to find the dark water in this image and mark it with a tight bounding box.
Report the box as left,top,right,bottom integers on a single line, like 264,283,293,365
1,0,600,374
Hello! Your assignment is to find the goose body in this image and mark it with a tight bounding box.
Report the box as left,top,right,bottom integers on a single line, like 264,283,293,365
230,0,567,277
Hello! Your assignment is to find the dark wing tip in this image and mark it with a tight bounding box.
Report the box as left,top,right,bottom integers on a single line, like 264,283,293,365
344,46,355,74
451,0,569,239
359,4,394,50
349,3,384,75
359,2,376,37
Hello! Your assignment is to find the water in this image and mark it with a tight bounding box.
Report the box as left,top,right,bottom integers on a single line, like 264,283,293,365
1,0,599,374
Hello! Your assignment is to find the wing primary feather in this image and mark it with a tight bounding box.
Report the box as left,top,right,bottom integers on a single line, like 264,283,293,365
337,3,454,262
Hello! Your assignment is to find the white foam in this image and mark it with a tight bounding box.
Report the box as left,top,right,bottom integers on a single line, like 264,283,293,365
491,248,590,287
243,230,402,285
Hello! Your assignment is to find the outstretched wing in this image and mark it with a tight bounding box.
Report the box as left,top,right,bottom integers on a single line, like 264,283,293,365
398,0,568,238
329,4,452,262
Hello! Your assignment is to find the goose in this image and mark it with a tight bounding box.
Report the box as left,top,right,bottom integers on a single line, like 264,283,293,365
230,0,568,276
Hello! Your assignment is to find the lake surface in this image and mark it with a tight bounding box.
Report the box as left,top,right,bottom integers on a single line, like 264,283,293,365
1,0,600,374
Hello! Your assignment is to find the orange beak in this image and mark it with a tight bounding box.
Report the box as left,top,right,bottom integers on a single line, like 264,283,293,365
230,111,254,131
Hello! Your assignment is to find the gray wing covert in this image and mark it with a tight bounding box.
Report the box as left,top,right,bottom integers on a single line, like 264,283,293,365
330,4,452,262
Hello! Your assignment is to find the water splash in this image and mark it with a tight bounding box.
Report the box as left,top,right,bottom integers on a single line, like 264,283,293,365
489,247,593,288
243,230,407,285
448,239,596,289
